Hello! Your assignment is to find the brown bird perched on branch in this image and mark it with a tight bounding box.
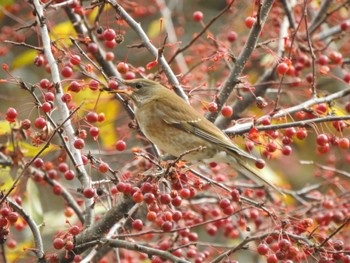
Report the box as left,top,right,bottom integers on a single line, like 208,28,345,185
114,78,281,194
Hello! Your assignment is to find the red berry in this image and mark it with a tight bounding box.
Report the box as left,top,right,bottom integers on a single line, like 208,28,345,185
61,66,73,78
110,186,118,195
316,134,329,146
344,73,350,83
172,211,182,221
257,243,269,255
219,198,230,209
206,225,218,236
266,141,278,152
277,62,289,75
161,221,173,232
64,207,74,217
317,143,330,154
245,16,256,28
116,62,129,74
147,211,157,221
338,138,350,149
281,145,292,155
267,254,278,263
105,52,115,61
223,205,234,215
296,128,307,140
6,107,17,120
329,51,342,64
116,182,127,193
89,127,99,137
73,138,85,149
221,105,233,117
132,219,143,230
47,169,57,180
53,238,65,250
33,158,44,168
116,140,126,151
103,28,116,41
171,196,182,206
278,239,291,251
7,239,16,249
61,93,72,103
317,55,329,65
89,79,99,91
34,55,45,67
124,72,135,80
179,188,191,199
58,162,68,173
315,103,327,114
160,193,171,204
21,119,31,130
306,73,313,83
98,113,105,122
193,11,203,22
53,185,62,195
227,31,237,42
70,55,81,65
41,102,52,112
255,159,265,169
260,117,271,126
98,162,109,173
83,188,95,198
105,39,117,49
341,21,349,31
34,117,47,129
73,255,82,262
87,43,98,53
44,92,55,102
333,120,345,131
64,170,75,180
231,189,240,202
207,102,218,112
68,81,82,93
86,112,98,123
0,208,10,217
108,80,119,90
7,212,19,223
40,79,51,89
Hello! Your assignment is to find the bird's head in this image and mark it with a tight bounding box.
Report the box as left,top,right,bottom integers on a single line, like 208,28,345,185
114,78,165,106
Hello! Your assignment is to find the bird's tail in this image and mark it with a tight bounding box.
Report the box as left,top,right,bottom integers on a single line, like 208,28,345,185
232,156,284,196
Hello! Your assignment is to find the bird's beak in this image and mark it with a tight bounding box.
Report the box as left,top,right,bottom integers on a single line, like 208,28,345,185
109,78,133,96
111,89,132,96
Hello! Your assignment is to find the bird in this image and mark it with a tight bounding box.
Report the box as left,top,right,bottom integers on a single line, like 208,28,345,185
114,78,281,194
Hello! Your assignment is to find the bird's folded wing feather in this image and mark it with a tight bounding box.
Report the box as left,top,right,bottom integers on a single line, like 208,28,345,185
156,99,283,195
155,100,256,161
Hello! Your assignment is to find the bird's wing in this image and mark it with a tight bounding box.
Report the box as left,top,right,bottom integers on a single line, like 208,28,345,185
156,99,283,195
155,99,256,161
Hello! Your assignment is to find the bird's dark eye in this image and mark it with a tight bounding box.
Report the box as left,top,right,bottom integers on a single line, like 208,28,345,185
135,82,143,89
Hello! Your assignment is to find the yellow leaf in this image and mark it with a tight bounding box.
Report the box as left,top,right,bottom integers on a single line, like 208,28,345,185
88,6,99,23
6,238,34,262
0,0,14,8
6,141,59,157
0,120,12,135
50,21,76,46
12,49,37,69
68,87,120,148
147,19,165,39
0,167,13,191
